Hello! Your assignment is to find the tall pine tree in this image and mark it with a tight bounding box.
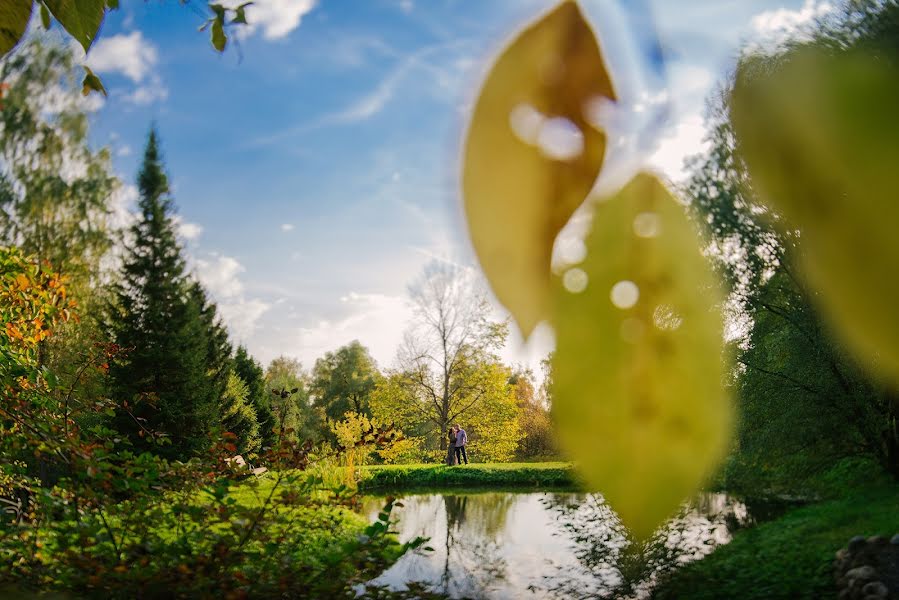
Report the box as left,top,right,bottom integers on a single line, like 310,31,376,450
108,129,219,459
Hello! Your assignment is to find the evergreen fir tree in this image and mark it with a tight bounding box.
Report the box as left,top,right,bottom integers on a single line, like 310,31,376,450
190,281,233,405
220,371,261,455
108,129,218,459
234,345,276,448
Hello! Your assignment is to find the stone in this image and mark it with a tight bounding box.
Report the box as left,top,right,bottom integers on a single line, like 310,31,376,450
838,589,852,600
836,548,848,561
890,533,899,546
849,535,868,554
862,581,888,598
846,566,877,582
867,535,888,546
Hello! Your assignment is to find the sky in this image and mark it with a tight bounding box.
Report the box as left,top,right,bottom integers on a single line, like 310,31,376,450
24,0,834,373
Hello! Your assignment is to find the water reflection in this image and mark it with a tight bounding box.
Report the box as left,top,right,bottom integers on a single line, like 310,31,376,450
363,490,781,599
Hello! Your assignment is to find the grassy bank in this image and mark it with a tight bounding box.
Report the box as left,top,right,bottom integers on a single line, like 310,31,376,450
653,482,899,599
357,462,576,491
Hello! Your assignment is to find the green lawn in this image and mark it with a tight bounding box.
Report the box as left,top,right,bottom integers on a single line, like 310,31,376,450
357,461,577,491
653,482,899,599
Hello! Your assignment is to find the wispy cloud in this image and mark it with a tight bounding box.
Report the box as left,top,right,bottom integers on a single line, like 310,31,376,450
245,41,469,147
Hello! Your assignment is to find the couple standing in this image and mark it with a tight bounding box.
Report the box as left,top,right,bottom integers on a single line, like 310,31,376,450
446,424,469,465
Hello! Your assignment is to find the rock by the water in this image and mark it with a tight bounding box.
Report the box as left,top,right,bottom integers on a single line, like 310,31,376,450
835,535,898,600
861,581,889,598
846,566,878,582
849,536,869,554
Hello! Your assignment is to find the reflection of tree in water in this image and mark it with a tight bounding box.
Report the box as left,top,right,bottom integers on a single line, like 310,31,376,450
440,493,513,598
540,492,757,599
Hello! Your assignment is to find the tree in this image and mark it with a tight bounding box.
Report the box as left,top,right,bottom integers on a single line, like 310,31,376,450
371,262,521,459
510,368,557,460
107,129,220,459
189,281,233,412
0,40,118,392
310,340,381,425
264,355,317,442
234,345,276,448
0,41,117,282
684,29,899,483
219,371,260,455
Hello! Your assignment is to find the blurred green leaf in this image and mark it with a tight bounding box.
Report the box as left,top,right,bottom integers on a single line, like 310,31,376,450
209,2,226,19
81,65,106,97
462,0,615,338
0,0,32,57
232,2,252,24
211,15,226,52
44,0,106,53
731,47,899,385
552,173,732,539
40,2,51,30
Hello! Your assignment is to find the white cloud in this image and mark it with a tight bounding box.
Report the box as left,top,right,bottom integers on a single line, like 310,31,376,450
116,144,132,157
123,80,168,105
223,0,316,40
281,223,295,232
75,31,168,105
173,216,204,241
86,31,158,82
398,0,414,14
219,298,272,341
647,113,710,182
750,0,834,42
293,292,412,367
195,254,244,298
192,253,272,341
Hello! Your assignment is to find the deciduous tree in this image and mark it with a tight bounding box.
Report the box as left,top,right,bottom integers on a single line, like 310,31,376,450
371,263,521,459
310,340,381,425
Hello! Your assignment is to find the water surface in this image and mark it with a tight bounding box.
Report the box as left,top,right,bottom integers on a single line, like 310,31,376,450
363,490,782,599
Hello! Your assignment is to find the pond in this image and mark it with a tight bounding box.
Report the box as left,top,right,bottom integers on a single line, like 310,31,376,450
362,490,789,599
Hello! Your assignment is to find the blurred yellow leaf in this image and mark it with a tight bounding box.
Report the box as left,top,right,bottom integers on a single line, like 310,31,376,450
462,0,615,338
552,173,732,539
731,48,899,384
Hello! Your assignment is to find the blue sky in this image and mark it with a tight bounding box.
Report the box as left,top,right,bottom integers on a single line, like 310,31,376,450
31,0,833,371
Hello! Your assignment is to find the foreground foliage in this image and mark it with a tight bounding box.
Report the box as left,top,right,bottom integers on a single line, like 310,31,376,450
0,244,422,597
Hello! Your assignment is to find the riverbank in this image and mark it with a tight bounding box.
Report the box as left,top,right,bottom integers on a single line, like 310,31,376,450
357,462,576,491
653,476,899,598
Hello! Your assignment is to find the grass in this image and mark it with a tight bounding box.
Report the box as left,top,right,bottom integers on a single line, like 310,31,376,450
356,461,577,491
653,481,899,599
